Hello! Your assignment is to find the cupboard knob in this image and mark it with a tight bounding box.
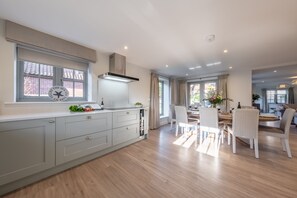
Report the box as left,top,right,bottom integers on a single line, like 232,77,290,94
126,127,129,130
85,136,92,140
87,116,92,119
48,120,55,123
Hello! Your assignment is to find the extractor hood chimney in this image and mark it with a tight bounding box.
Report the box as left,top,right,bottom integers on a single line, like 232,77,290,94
98,53,139,83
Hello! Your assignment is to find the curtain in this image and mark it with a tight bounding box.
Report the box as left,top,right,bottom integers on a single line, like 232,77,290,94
170,78,178,105
149,73,160,130
178,80,187,106
218,75,228,112
262,89,267,113
288,87,294,104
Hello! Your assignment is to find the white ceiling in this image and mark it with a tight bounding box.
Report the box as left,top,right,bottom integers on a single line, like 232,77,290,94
0,0,297,77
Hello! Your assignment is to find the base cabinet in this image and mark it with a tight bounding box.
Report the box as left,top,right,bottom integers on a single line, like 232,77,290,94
0,119,55,185
56,130,112,165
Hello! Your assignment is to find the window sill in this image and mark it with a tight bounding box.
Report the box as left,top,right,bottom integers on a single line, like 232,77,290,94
4,101,97,105
160,115,169,119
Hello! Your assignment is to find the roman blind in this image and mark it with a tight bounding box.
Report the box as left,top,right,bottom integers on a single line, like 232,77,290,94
17,46,88,71
5,20,96,63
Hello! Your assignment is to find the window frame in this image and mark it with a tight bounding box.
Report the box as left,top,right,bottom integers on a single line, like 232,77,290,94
16,60,88,102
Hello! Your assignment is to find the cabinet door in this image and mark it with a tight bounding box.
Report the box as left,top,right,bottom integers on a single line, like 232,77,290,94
56,130,112,165
113,110,139,128
113,124,139,145
56,113,112,141
0,119,55,185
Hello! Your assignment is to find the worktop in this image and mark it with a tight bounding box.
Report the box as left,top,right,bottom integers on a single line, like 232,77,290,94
0,107,148,122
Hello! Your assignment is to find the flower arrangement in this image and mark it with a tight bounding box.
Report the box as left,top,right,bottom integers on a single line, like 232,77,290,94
203,90,233,107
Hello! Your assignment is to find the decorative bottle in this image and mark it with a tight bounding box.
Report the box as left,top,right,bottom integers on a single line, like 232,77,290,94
237,102,241,109
101,98,104,110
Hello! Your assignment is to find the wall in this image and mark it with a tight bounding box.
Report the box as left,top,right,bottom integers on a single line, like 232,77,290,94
0,19,151,115
227,69,252,109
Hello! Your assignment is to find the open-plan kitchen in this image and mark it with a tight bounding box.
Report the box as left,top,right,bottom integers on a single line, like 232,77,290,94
0,0,297,197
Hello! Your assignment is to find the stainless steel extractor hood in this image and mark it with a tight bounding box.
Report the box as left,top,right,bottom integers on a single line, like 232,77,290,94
98,53,139,83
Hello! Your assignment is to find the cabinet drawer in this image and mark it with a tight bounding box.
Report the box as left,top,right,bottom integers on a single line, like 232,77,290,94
56,130,112,165
56,113,112,141
0,119,55,185
113,110,139,128
113,124,139,145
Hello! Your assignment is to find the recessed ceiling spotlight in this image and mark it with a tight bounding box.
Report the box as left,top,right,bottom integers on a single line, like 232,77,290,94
124,46,128,50
165,64,169,68
189,67,195,70
186,74,189,76
274,70,277,73
223,49,228,53
195,66,202,69
262,81,265,83
229,66,232,69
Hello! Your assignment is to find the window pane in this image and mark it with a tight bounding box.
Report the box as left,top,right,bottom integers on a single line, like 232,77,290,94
204,82,216,98
40,64,53,77
63,68,74,79
40,78,53,96
190,83,200,105
24,77,39,96
63,81,74,97
74,70,84,80
74,82,84,97
24,61,39,75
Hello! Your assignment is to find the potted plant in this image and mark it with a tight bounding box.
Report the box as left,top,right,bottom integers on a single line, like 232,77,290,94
252,94,260,103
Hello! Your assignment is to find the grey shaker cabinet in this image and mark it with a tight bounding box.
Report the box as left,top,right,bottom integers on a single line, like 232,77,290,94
0,118,55,185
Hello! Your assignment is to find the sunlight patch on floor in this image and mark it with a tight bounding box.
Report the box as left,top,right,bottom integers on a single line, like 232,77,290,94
196,134,219,157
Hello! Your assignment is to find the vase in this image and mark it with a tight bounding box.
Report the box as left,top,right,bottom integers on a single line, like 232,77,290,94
211,104,216,108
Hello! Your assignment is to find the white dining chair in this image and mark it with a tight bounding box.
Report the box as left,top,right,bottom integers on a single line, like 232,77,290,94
169,104,176,129
259,108,295,158
227,109,260,158
198,107,223,153
175,106,198,137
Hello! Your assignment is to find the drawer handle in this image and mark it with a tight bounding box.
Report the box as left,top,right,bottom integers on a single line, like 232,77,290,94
48,120,55,123
87,116,92,119
126,112,129,114
126,127,129,130
85,136,92,140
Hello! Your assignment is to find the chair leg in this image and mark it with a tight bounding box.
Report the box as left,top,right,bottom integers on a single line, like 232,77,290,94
232,135,236,153
284,139,292,158
170,120,173,129
214,133,219,153
254,138,259,159
250,139,253,149
221,130,224,144
281,138,286,151
200,130,203,145
175,125,178,136
228,131,231,145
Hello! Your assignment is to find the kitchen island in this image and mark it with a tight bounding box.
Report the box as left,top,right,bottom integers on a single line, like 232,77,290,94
0,107,149,196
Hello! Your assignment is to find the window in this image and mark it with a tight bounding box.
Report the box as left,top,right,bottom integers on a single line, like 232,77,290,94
266,89,287,104
188,81,217,107
17,46,88,102
159,80,164,116
276,90,287,104
266,90,276,103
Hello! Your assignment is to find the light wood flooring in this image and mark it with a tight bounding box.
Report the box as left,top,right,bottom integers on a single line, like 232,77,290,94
4,123,297,198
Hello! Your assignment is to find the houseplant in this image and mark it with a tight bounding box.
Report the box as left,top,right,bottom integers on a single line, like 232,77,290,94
203,90,233,108
252,94,260,103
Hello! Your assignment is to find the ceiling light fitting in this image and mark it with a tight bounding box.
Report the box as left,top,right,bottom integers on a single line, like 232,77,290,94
206,61,221,67
223,49,228,53
124,46,128,50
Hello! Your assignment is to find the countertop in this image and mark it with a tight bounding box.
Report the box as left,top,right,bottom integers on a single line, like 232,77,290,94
0,107,148,123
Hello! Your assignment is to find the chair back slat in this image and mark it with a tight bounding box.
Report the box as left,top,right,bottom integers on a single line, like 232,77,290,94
199,107,218,128
175,106,188,124
280,108,295,135
232,109,259,139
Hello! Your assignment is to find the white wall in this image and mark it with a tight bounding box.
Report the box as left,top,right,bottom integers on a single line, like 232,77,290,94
0,19,151,115
228,69,252,109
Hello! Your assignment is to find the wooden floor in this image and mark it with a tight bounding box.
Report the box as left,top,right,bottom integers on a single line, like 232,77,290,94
4,123,297,198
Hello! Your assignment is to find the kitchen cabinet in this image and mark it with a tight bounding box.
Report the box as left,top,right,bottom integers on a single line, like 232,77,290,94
112,110,140,145
112,110,139,128
55,113,112,165
113,124,139,145
0,118,55,185
56,113,112,141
